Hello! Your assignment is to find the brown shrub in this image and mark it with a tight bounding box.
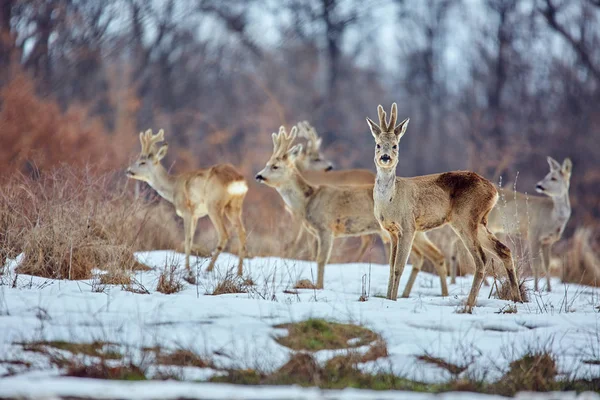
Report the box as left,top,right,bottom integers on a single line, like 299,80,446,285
156,264,184,294
0,167,175,280
211,274,249,295
0,72,128,174
98,270,132,286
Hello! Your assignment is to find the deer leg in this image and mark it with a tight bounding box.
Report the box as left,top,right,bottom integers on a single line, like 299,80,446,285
479,227,521,302
391,229,415,300
414,232,449,296
287,217,305,258
206,206,229,273
226,202,246,276
315,230,333,289
453,225,487,313
450,238,458,285
380,231,391,261
386,231,399,299
402,249,423,298
541,243,552,292
355,235,375,262
182,214,193,272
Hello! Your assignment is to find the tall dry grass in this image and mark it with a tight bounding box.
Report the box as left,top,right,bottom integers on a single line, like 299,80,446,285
0,166,180,279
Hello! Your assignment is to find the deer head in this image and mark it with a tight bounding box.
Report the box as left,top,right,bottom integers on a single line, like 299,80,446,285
366,103,410,170
289,121,333,172
255,126,301,187
126,129,169,183
536,157,572,197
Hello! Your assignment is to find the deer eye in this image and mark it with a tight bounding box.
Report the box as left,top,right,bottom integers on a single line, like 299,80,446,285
139,161,146,166
272,165,279,170
551,177,557,181
392,145,397,150
376,144,381,149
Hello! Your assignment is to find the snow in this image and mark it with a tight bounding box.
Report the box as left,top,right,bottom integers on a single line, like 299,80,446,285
1,250,600,399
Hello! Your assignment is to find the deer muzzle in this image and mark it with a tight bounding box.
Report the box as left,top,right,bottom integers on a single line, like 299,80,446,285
255,174,266,182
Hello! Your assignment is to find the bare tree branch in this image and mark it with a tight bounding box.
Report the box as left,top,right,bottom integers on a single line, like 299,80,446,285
539,0,600,82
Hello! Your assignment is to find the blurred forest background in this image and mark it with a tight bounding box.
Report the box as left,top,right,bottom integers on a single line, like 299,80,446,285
0,0,598,262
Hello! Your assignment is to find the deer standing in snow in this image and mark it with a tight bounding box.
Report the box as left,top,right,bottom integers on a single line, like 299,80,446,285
286,121,377,260
126,129,248,279
256,125,449,296
367,104,521,312
450,157,572,292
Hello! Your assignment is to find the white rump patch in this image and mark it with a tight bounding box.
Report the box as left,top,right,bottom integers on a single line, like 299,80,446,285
227,180,248,195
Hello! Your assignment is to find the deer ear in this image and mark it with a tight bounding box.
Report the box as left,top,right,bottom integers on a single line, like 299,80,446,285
366,117,382,138
287,144,303,158
562,158,572,177
394,117,409,138
547,156,561,172
156,143,168,160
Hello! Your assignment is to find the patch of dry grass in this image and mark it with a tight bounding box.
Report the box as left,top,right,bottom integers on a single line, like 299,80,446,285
20,340,121,360
156,264,184,294
275,319,379,352
416,354,468,376
0,167,176,281
293,279,317,289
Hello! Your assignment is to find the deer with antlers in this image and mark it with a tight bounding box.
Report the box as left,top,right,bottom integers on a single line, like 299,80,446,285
285,121,377,259
367,104,521,312
450,157,572,292
256,125,449,296
126,129,248,280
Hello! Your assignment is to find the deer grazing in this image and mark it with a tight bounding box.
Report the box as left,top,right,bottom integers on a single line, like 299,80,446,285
256,125,449,296
367,104,521,312
126,129,248,280
452,157,572,292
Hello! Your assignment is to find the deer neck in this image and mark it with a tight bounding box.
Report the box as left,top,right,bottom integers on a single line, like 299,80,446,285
147,164,176,204
374,167,396,204
276,171,315,215
551,191,571,227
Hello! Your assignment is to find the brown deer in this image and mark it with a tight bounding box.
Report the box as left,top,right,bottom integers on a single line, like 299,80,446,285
256,126,449,296
286,121,377,259
126,129,248,280
289,121,450,284
450,157,572,292
366,104,521,312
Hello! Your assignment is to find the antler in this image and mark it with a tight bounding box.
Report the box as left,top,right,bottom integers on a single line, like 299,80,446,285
375,103,399,131
297,121,322,151
139,129,165,154
272,125,297,158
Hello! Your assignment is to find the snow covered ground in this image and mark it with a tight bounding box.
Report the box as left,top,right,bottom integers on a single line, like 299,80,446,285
1,251,599,399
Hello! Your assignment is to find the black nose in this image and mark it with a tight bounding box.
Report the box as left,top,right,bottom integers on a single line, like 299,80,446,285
536,184,544,191
325,165,333,171
255,174,265,182
380,154,391,162
126,169,134,177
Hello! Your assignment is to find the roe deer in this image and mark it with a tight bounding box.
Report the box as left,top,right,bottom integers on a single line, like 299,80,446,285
471,157,572,291
367,104,521,312
256,126,448,296
126,129,248,279
286,121,377,259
